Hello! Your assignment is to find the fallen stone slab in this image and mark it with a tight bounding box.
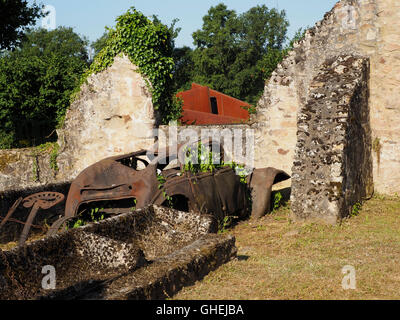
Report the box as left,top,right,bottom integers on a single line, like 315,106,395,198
49,234,236,300
0,205,237,300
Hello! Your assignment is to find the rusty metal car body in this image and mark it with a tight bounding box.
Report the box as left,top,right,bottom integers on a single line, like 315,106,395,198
45,140,290,235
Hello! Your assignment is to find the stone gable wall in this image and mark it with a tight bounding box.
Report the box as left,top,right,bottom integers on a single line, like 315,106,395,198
56,55,156,179
254,0,400,194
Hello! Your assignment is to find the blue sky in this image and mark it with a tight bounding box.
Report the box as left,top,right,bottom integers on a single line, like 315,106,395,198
29,0,338,48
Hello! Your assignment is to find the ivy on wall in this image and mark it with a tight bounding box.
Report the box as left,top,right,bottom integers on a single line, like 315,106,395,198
72,7,182,124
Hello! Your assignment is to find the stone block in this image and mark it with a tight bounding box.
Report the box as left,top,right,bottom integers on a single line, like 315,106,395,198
291,55,374,224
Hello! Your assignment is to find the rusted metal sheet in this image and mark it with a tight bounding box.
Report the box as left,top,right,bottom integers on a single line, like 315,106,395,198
2,140,291,242
248,168,291,219
63,150,159,220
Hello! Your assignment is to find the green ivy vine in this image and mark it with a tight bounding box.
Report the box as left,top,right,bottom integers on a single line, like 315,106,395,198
71,7,182,124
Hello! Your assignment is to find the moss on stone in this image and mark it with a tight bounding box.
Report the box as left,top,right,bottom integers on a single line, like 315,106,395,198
372,137,382,166
0,154,20,173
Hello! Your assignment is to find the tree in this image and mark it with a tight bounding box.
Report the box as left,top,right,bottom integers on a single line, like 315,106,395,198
172,46,193,92
91,31,109,58
0,27,89,148
190,3,289,105
0,0,46,50
192,4,240,91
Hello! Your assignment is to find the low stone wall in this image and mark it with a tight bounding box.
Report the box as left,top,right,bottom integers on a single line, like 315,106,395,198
0,148,65,192
291,56,373,224
81,234,236,300
0,205,236,300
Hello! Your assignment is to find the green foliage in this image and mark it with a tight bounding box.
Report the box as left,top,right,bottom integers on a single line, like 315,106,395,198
0,0,46,50
91,31,109,58
351,202,363,217
182,142,248,185
157,173,173,207
67,207,106,230
286,27,307,51
218,216,235,234
189,4,289,105
49,142,59,174
175,6,307,107
272,192,283,212
241,104,257,115
182,143,221,175
172,46,194,92
79,7,182,124
0,27,89,148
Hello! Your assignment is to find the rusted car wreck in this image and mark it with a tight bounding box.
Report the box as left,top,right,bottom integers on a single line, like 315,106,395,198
1,140,290,245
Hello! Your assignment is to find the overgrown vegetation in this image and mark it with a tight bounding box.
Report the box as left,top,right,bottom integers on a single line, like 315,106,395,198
66,198,137,230
78,7,182,124
351,202,363,217
272,191,283,212
0,0,45,50
0,4,307,149
157,172,173,207
0,27,89,148
67,207,106,230
182,142,249,184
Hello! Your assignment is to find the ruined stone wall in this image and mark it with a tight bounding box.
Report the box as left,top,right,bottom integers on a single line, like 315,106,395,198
254,0,400,194
291,56,373,224
56,55,156,179
0,55,156,192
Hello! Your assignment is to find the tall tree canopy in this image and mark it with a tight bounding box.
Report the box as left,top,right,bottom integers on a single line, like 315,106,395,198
176,3,290,105
0,0,45,50
0,27,89,148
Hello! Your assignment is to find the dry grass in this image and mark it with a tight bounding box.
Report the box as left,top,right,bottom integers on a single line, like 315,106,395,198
0,233,47,251
173,194,400,300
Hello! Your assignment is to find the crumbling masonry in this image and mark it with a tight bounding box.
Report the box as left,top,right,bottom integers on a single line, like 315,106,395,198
291,56,373,224
255,0,400,192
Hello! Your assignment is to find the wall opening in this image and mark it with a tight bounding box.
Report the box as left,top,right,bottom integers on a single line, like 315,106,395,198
210,97,219,115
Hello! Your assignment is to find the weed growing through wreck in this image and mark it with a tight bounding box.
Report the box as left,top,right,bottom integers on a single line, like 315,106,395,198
67,207,106,230
272,192,283,212
182,142,248,184
157,173,173,207
182,142,253,222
